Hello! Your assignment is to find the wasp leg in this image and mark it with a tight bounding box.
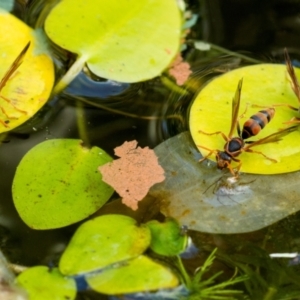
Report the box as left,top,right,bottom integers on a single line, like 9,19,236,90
237,103,250,120
0,106,18,120
272,103,298,111
0,95,27,115
198,130,229,142
0,118,9,128
283,116,300,124
197,145,217,163
244,148,277,162
230,157,242,178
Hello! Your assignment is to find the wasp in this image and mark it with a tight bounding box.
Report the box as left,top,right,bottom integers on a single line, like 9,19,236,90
198,78,298,177
241,106,275,139
0,41,30,127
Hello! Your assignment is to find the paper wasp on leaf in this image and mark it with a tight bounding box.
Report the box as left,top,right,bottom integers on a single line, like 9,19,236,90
0,41,30,128
197,78,298,177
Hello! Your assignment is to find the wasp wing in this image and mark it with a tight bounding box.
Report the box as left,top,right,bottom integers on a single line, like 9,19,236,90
228,78,243,138
284,48,300,104
244,125,298,150
0,41,30,92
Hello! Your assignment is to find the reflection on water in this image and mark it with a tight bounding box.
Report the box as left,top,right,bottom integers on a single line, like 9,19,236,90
202,176,254,207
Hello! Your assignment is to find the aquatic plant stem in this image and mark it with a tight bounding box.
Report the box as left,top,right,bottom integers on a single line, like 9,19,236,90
192,40,264,64
75,100,91,148
263,286,277,300
174,255,192,289
53,55,87,95
33,0,59,28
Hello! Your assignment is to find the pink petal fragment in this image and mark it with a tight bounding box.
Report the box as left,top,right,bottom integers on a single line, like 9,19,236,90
99,140,165,210
168,54,192,86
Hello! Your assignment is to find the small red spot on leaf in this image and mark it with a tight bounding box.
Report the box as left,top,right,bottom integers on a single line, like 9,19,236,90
99,140,165,210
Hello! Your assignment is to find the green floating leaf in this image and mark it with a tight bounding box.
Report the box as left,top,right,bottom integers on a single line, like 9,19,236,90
87,255,179,294
44,0,181,91
146,218,187,256
12,139,114,229
0,10,54,133
16,266,76,300
149,132,300,233
59,214,151,275
190,64,300,174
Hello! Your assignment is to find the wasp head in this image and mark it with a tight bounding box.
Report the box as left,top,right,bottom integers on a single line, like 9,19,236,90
216,151,231,170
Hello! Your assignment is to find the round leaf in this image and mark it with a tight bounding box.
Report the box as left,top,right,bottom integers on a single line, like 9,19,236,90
59,215,151,275
12,139,114,229
146,218,187,256
150,132,300,233
87,255,179,294
0,10,54,133
16,266,76,300
189,64,300,174
44,0,181,83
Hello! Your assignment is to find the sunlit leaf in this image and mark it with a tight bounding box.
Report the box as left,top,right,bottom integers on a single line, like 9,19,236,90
189,64,300,174
0,10,54,133
59,215,151,275
146,218,187,256
87,255,179,294
16,266,76,300
149,132,300,233
12,139,114,229
44,0,181,92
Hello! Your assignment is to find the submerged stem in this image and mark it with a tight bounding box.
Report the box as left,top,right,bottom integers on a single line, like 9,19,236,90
76,100,91,148
53,55,87,95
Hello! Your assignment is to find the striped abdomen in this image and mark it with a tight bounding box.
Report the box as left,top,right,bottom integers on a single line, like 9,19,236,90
242,108,275,140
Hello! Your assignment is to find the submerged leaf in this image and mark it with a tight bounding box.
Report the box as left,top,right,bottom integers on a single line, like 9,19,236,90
87,255,179,294
44,0,181,90
146,218,187,256
0,10,54,133
12,139,114,229
59,215,151,275
189,64,300,174
149,132,300,233
16,266,76,300
99,140,165,210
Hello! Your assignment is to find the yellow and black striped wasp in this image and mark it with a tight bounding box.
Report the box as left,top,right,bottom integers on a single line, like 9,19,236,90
197,78,298,177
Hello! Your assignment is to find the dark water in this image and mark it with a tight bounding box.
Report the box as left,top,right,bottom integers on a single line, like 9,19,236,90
2,0,300,299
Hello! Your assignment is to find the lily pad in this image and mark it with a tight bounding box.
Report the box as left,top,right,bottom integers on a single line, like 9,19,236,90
44,0,181,91
12,139,114,229
0,10,54,133
87,255,179,294
146,218,187,256
59,215,151,275
149,132,300,233
16,266,76,300
189,64,300,174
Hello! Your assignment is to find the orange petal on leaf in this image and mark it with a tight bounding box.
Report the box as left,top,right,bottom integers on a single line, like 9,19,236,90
168,54,192,86
98,140,165,210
